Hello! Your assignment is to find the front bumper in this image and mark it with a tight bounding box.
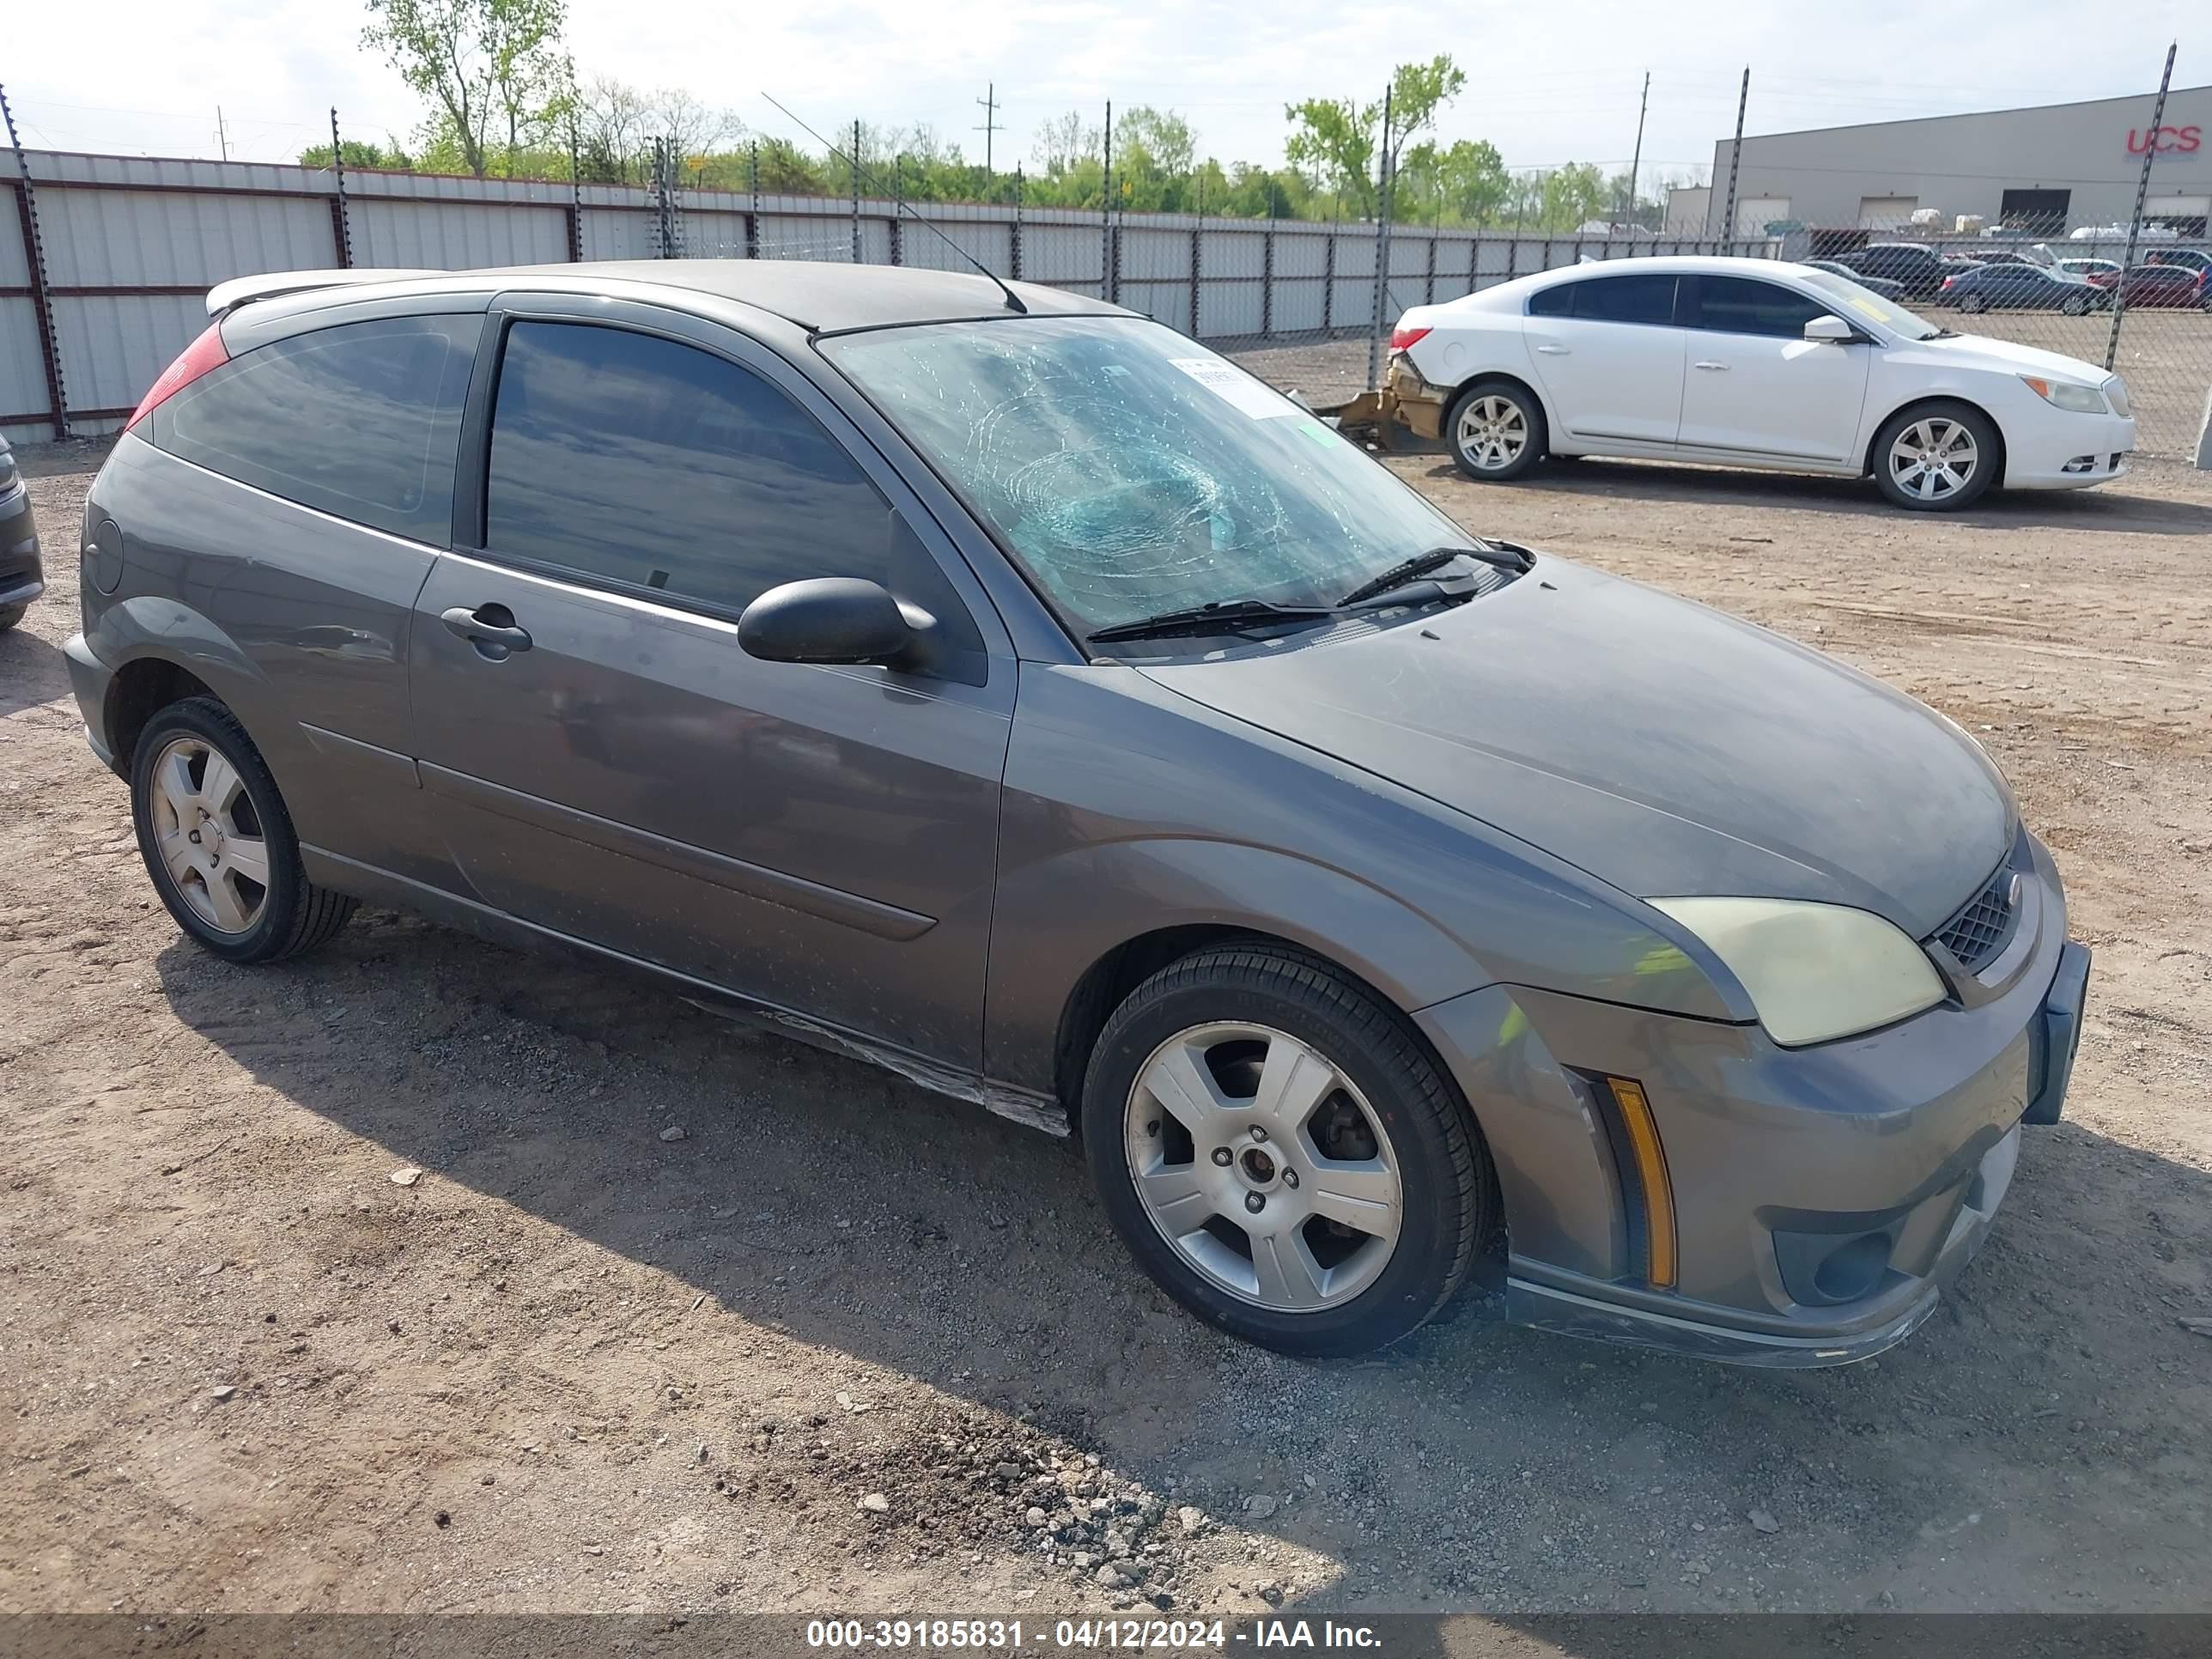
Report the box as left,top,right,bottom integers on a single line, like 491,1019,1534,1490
2003,410,2136,489
0,477,41,610
1418,831,2087,1366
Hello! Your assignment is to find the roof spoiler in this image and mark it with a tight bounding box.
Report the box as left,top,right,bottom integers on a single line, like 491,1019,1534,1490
205,268,445,319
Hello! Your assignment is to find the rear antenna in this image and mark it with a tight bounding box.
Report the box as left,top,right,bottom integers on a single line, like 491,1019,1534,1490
760,94,1027,315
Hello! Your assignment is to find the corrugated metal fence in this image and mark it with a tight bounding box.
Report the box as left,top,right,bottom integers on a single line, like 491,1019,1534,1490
1,147,1766,446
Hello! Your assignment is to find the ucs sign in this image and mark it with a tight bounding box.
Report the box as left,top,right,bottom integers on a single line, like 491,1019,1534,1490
2128,125,2203,155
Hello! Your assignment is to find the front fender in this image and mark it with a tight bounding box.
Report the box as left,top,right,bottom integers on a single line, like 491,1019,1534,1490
984,834,1487,1091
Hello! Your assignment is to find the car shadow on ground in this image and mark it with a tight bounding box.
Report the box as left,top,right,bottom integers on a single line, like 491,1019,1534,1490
0,622,67,720
1395,450,2212,537
149,908,2212,1612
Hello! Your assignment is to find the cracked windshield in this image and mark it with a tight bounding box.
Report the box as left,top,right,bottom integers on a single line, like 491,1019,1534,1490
824,316,1473,635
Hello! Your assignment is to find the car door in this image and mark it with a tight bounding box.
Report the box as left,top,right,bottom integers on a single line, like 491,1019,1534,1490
1674,274,1872,465
1521,272,1687,446
407,297,1015,1068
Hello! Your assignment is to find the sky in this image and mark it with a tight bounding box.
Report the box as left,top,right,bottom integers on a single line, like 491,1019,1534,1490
1,0,2196,183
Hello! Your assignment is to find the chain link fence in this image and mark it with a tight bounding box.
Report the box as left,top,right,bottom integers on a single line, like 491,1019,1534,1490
5,127,2207,460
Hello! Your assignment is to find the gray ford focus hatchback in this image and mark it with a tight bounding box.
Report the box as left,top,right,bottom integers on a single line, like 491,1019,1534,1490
68,261,2088,1364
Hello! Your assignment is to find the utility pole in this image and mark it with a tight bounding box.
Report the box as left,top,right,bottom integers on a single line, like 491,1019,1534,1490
1720,67,1749,244
2108,40,2178,371
1366,83,1395,392
974,82,1001,175
216,106,229,162
1622,71,1649,229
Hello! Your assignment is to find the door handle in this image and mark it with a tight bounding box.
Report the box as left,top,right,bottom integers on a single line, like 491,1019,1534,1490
1534,343,1570,355
1693,360,1729,371
441,605,532,657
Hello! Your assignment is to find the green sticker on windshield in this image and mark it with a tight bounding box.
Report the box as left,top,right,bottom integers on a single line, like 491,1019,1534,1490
1297,417,1336,446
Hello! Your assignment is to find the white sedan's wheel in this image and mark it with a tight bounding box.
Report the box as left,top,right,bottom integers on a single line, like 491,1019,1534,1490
1873,403,1998,512
1445,379,1545,483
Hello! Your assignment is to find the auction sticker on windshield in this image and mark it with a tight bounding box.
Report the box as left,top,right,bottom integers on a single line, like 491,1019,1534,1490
1171,357,1297,418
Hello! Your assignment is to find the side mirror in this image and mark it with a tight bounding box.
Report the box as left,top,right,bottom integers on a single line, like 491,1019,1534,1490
738,577,920,668
1803,314,1856,343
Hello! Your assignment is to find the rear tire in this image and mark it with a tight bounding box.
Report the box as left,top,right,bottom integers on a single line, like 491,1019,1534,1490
1873,401,1999,513
2060,290,2089,317
130,696,356,964
1081,943,1495,1357
1959,291,1988,314
1445,378,1546,483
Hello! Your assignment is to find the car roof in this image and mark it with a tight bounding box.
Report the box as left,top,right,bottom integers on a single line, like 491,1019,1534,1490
1504,255,1838,292
220,258,1126,337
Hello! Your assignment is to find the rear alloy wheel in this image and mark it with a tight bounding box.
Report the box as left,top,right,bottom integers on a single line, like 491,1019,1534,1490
1446,379,1545,483
131,696,357,963
1875,403,1998,512
1083,944,1494,1356
2060,289,2090,317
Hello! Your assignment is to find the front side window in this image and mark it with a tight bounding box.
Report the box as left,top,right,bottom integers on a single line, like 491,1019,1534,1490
483,321,975,646
1690,276,1829,337
823,316,1482,636
153,315,475,543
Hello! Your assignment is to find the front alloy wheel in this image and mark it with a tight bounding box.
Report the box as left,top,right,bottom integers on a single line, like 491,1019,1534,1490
1083,943,1495,1356
1124,1022,1403,1313
1875,403,1998,511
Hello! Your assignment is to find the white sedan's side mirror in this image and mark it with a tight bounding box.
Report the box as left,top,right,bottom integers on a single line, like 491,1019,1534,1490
1803,314,1856,343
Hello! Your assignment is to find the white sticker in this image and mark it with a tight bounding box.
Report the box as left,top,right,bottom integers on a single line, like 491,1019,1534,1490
1170,356,1297,419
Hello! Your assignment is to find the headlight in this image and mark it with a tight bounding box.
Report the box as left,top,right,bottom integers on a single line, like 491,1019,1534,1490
0,447,16,491
1647,898,1946,1047
2020,375,2108,415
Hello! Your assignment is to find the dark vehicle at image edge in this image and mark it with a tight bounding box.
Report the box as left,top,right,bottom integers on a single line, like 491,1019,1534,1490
0,434,41,632
67,262,2091,1364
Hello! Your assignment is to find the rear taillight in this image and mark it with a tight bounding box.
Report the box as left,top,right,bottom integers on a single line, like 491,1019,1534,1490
126,323,228,431
1390,323,1431,351
1941,276,1955,289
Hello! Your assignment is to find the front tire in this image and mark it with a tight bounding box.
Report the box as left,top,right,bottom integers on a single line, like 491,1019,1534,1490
1874,401,1999,512
0,602,24,634
1081,943,1494,1357
131,696,356,964
1446,378,1546,483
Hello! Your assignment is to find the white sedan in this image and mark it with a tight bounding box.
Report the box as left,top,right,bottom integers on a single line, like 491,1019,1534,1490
1385,256,2136,510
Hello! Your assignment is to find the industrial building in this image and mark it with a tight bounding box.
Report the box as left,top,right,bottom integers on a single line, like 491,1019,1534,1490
1696,83,2212,238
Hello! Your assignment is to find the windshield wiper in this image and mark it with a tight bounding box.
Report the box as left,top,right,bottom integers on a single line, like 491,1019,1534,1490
1085,598,1342,643
1335,542,1532,608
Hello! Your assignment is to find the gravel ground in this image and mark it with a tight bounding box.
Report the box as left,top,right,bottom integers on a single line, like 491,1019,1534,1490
3,436,2209,1623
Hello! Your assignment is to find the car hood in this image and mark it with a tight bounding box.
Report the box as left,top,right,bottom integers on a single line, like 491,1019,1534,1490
1138,561,2013,938
1916,329,2109,384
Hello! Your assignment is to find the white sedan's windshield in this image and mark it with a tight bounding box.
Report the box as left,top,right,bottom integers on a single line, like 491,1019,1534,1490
824,317,1475,633
1798,269,1946,340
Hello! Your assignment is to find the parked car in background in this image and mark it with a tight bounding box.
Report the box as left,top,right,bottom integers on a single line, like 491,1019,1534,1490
1828,242,1952,299
1802,258,1905,300
1956,250,2036,267
2142,247,2212,278
2111,263,2209,309
2054,258,2122,283
0,434,42,634
1934,263,2107,314
1387,256,2136,510
70,260,2091,1365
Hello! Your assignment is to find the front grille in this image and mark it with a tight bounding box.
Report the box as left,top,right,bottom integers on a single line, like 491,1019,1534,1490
1929,866,2017,972
2105,378,2130,420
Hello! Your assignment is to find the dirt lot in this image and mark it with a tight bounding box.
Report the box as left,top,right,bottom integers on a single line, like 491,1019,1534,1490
3,435,2210,1625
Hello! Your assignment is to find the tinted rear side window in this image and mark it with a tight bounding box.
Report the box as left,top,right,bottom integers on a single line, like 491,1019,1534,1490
1690,276,1829,337
153,315,475,543
1570,274,1679,325
483,321,977,646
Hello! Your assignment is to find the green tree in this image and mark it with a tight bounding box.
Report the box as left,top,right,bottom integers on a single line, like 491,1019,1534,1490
1540,161,1607,230
298,137,414,171
1285,54,1465,218
361,0,570,178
